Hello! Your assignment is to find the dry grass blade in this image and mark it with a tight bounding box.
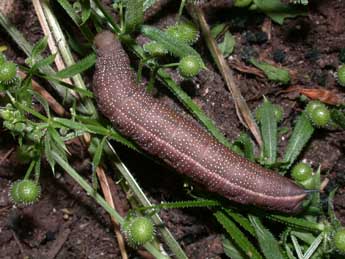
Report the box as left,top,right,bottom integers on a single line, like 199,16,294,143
188,5,263,148
96,167,129,259
32,0,72,85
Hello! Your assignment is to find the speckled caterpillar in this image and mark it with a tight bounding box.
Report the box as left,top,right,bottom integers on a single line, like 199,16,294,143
93,31,307,213
144,0,233,21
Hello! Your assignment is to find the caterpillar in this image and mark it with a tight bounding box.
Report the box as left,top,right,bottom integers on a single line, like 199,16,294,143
144,0,233,21
93,31,307,214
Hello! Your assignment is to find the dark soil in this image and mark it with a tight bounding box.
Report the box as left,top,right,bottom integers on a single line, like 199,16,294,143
1,1,345,258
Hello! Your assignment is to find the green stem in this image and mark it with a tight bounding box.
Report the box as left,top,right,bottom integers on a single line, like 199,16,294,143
51,150,169,259
24,160,36,180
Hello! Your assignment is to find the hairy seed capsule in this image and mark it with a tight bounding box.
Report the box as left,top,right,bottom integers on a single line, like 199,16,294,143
0,61,17,85
9,180,41,205
178,55,203,78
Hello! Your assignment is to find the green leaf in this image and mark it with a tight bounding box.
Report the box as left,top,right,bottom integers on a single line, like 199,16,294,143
141,25,203,61
283,112,314,169
267,214,325,232
331,109,345,129
125,0,144,33
31,91,50,117
248,215,284,259
214,210,263,259
225,209,256,237
92,136,107,170
222,235,247,259
218,32,235,58
48,127,68,153
55,53,96,78
44,134,56,174
31,53,57,71
57,0,81,25
139,199,221,212
31,36,48,60
232,133,255,161
253,0,307,24
158,69,231,149
81,0,91,25
250,58,290,84
144,0,156,10
303,233,323,259
211,23,227,38
257,98,278,165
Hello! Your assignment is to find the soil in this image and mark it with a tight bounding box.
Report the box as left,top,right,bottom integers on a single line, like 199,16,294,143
1,0,345,258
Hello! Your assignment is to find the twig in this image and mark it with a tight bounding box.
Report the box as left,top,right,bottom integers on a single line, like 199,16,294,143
187,5,263,148
32,0,73,85
0,147,14,164
96,166,129,259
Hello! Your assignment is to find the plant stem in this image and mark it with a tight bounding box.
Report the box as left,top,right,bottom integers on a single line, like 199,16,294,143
51,150,168,259
187,5,263,149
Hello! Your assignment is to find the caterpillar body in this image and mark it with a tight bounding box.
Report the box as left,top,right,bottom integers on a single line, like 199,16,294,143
93,31,307,213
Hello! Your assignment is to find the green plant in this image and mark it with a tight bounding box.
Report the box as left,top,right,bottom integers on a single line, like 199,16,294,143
234,0,253,7
165,21,199,45
0,61,17,85
291,162,313,182
306,101,330,127
178,55,203,78
9,179,41,205
0,1,342,258
333,228,345,254
122,215,155,247
143,41,168,57
337,65,345,87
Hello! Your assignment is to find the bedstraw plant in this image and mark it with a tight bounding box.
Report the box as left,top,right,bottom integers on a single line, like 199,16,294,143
0,0,344,258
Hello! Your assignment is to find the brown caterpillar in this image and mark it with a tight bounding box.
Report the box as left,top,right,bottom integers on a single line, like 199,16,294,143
93,31,307,213
144,0,233,21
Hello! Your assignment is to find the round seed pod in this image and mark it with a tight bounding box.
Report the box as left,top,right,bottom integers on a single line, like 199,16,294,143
333,228,345,254
309,106,330,128
305,100,330,127
9,179,41,205
122,216,155,247
0,61,17,85
291,162,312,182
165,22,199,45
178,55,203,78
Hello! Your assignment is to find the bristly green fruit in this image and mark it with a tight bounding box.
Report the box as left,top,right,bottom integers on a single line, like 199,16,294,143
234,0,252,7
9,180,41,205
333,228,345,254
305,100,330,127
0,61,17,85
143,41,168,57
337,65,345,87
165,22,199,45
291,162,312,182
306,100,324,116
122,216,155,247
178,55,203,78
